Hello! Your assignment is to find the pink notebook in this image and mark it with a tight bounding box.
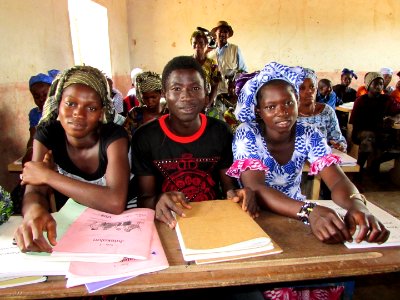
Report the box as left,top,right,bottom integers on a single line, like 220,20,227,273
66,224,169,288
52,207,155,261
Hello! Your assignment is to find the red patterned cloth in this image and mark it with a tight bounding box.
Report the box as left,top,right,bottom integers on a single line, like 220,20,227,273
226,158,268,178
263,285,345,300
309,154,342,175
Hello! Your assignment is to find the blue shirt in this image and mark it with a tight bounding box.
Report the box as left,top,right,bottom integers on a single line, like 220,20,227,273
316,91,342,109
28,107,42,128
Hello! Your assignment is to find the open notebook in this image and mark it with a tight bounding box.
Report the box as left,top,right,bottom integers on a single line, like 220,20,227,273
175,200,282,264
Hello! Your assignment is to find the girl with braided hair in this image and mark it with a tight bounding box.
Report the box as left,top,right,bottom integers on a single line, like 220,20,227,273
14,65,132,253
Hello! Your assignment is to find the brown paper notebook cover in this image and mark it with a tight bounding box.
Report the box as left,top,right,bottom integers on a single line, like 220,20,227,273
175,200,281,262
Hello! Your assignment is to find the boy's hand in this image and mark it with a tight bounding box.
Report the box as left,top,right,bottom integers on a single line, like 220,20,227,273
227,188,259,218
155,191,191,229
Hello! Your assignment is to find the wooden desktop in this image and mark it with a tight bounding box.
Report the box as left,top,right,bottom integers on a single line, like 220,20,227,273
1,208,399,299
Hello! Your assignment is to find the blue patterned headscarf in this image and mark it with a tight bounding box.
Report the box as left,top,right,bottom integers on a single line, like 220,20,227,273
234,62,306,123
29,69,60,88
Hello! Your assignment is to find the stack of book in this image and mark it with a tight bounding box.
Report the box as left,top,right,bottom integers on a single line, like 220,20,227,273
0,200,169,293
174,200,282,264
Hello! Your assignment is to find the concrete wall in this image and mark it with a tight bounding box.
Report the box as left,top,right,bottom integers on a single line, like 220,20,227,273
94,0,131,95
0,0,74,191
127,0,400,87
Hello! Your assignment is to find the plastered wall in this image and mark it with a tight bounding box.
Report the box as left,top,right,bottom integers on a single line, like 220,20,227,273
127,0,400,86
0,0,130,191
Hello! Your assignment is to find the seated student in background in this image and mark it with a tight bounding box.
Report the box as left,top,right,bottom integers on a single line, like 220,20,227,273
332,68,357,103
124,71,167,140
22,70,59,164
123,68,143,116
381,67,395,95
390,71,400,104
298,68,347,152
350,72,400,175
356,72,385,98
332,68,358,139
131,56,257,229
227,62,389,244
316,78,342,109
14,65,133,253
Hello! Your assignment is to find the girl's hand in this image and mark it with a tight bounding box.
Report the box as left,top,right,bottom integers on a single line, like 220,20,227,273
308,205,352,244
20,151,55,186
227,188,259,218
20,161,53,186
344,206,390,244
14,206,57,253
155,191,191,229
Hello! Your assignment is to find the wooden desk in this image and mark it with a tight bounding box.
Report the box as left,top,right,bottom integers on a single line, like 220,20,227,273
8,158,23,173
335,105,353,114
1,210,399,299
303,163,360,199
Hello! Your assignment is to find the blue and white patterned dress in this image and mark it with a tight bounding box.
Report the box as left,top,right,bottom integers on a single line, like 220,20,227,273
297,104,347,151
226,121,341,200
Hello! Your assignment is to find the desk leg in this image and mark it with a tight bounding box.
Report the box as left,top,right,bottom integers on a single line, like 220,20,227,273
311,176,321,200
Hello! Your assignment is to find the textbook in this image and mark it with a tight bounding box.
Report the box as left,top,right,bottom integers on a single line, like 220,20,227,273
175,200,281,264
0,276,47,289
66,224,169,288
52,206,155,261
315,200,400,248
0,216,69,277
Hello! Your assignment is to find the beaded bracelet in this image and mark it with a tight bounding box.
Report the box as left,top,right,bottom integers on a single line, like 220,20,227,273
297,201,317,225
350,193,367,206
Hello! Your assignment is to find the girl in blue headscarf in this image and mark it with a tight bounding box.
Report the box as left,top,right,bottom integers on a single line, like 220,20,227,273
226,62,389,244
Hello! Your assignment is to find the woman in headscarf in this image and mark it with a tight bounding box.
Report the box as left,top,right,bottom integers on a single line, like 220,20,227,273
333,68,358,103
14,65,131,253
298,68,347,152
226,61,389,245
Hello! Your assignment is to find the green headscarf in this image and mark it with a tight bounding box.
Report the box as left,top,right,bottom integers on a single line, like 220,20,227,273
40,65,115,124
135,71,162,106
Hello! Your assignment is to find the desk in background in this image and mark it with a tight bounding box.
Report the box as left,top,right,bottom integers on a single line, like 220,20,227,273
0,208,399,299
8,157,22,173
303,149,360,199
7,157,57,212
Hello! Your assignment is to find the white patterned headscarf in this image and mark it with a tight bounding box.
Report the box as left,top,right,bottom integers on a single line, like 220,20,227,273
303,68,317,86
234,62,306,123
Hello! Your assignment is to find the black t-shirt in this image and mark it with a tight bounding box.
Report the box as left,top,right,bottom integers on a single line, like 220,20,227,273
35,120,128,208
131,114,233,201
349,94,392,144
333,84,356,103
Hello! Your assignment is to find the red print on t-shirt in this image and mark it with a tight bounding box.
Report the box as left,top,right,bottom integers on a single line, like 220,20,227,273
154,153,218,201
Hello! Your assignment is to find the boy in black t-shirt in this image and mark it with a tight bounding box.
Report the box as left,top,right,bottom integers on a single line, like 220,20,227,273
131,56,258,229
